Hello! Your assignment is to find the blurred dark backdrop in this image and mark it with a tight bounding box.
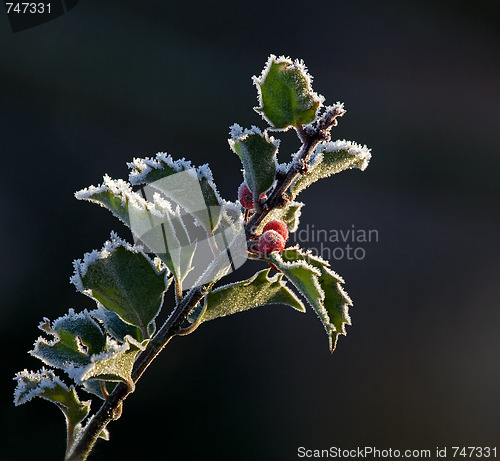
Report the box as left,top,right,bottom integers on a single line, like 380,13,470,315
1,1,499,460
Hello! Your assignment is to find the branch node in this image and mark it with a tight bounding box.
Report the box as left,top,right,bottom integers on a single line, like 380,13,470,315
111,402,123,421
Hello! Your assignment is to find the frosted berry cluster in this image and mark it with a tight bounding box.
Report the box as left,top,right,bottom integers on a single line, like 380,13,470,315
257,219,289,255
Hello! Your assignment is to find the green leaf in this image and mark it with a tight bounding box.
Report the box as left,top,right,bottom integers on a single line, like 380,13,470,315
68,337,146,389
29,308,147,386
75,175,137,229
191,268,305,324
253,55,323,130
31,309,107,370
280,248,352,351
257,200,303,234
267,251,327,326
71,237,168,336
289,139,372,197
229,125,278,198
90,307,146,343
315,265,352,351
14,368,91,433
76,179,201,284
268,247,352,352
127,154,223,231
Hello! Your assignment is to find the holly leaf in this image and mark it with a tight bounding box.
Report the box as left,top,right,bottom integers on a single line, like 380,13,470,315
268,247,352,352
29,307,148,387
76,179,200,284
267,251,328,328
228,125,278,199
128,154,223,232
257,201,303,234
30,309,107,370
278,248,352,351
71,236,168,337
13,368,91,436
90,306,149,343
253,54,324,130
289,139,372,197
75,175,140,229
67,337,146,390
189,268,305,324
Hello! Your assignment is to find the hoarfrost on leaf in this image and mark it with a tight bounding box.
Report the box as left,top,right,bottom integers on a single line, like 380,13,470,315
267,249,326,323
188,268,305,324
75,175,166,232
71,237,169,337
13,368,91,438
289,139,372,197
268,247,352,352
253,54,324,130
30,308,107,370
90,305,147,343
66,336,146,389
228,126,279,199
77,165,248,290
127,152,193,185
127,153,223,231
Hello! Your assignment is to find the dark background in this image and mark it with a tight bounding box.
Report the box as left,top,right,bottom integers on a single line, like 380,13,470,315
1,1,499,460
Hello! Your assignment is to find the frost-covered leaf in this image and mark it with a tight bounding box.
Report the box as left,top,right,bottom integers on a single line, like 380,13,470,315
71,236,168,336
281,248,352,351
13,368,90,434
289,140,372,197
229,124,278,199
314,265,352,351
128,153,223,232
253,54,324,130
90,306,148,343
267,251,327,329
30,309,106,370
29,309,146,385
67,337,146,389
128,153,193,184
257,201,303,234
75,175,140,229
189,268,305,323
76,179,204,284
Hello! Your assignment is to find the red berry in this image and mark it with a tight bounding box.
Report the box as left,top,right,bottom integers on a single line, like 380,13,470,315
262,219,289,242
258,230,286,255
238,182,266,210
